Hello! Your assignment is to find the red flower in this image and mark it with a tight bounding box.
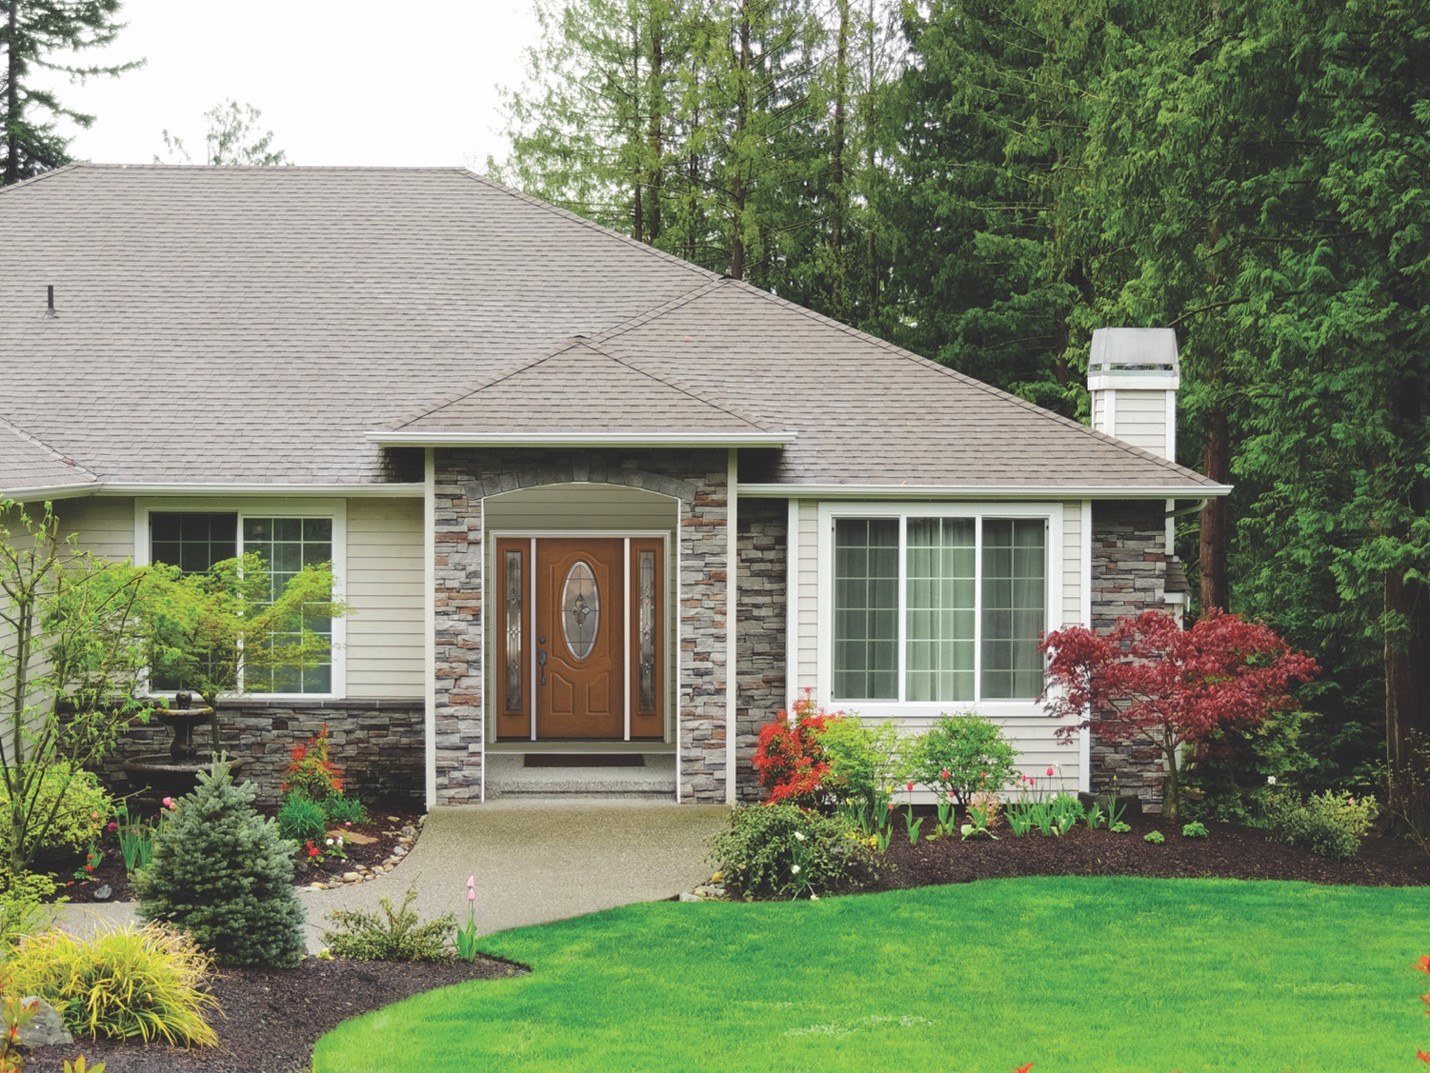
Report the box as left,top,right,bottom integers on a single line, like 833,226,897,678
106,821,118,832
1417,1050,1430,1064
84,863,93,873
1417,956,1430,976
905,781,914,793
1012,1064,1034,1073
1046,767,1055,777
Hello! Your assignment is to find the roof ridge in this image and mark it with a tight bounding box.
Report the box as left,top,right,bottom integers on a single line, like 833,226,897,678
0,414,100,483
457,171,721,286
714,279,1217,487
386,339,587,430
580,342,773,432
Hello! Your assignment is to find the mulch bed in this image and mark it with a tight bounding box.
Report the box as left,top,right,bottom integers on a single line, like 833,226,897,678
25,955,526,1073
875,814,1430,889
56,799,425,904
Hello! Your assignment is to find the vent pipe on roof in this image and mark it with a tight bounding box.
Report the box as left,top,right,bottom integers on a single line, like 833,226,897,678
45,285,57,319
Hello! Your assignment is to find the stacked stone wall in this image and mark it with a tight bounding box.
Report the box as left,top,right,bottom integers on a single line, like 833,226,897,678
1089,501,1170,809
97,699,424,807
735,499,786,802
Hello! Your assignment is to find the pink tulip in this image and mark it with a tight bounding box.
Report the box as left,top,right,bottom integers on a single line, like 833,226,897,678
161,797,175,810
1046,767,1055,777
466,875,476,902
906,781,914,793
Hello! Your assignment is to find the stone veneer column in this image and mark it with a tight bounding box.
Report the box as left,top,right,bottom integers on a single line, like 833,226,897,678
431,448,731,804
735,499,787,802
1089,501,1170,809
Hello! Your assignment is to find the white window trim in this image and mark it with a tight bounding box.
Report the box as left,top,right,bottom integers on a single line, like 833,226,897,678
816,501,1062,718
134,498,348,701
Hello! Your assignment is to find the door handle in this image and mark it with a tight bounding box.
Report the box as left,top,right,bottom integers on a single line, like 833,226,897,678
537,648,547,686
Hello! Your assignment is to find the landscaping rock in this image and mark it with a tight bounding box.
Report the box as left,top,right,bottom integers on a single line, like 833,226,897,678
93,883,112,902
342,872,361,884
18,998,73,1047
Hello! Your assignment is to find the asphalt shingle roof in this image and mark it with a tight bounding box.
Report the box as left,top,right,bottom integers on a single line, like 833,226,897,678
0,165,1222,496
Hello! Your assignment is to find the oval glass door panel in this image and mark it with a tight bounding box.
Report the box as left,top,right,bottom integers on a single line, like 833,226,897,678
561,561,600,660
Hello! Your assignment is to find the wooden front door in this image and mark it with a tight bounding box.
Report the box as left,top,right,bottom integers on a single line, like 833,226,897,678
537,538,625,739
493,536,666,742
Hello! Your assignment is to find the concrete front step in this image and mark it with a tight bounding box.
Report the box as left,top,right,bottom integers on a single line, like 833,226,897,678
484,752,677,799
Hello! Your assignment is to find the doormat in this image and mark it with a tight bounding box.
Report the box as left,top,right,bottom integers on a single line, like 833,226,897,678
523,754,646,768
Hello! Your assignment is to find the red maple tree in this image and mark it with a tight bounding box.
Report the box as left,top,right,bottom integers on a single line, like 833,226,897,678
1041,609,1319,821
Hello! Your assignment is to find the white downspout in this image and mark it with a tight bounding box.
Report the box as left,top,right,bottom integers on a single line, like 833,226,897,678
726,449,739,805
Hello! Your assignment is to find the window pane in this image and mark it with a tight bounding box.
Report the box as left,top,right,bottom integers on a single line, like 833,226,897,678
981,519,1046,699
906,517,974,702
149,513,239,693
833,519,898,699
242,516,334,694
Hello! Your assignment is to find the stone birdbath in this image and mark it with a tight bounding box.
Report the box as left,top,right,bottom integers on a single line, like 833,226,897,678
123,691,244,798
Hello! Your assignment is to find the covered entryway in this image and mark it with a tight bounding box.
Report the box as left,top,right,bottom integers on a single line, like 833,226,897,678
492,531,668,742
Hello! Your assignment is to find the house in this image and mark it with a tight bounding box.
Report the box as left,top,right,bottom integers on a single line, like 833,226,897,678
0,165,1228,809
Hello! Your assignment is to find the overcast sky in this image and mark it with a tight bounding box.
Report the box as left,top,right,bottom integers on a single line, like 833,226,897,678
49,0,542,170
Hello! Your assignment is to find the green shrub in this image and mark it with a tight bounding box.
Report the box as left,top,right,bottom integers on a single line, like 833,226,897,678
1144,830,1165,844
7,924,218,1046
910,714,1020,804
136,761,307,967
1181,821,1209,839
709,804,877,899
0,869,58,950
814,717,904,813
1263,790,1377,861
0,765,111,861
322,888,454,961
323,794,367,827
276,793,327,843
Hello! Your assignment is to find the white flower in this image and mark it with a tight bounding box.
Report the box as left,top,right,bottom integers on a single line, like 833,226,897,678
793,831,806,842
325,837,334,846
790,864,802,875
810,894,820,901
1267,776,1277,786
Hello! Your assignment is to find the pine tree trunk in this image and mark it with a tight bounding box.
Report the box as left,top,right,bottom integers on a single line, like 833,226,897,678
647,16,664,244
828,0,850,321
1386,369,1429,835
1199,407,1230,611
4,0,20,186
729,7,751,281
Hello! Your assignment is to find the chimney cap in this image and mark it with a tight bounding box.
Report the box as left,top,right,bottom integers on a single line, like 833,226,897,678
1089,327,1179,375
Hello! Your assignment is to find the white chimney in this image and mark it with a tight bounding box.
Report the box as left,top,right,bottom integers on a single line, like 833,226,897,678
1088,327,1180,461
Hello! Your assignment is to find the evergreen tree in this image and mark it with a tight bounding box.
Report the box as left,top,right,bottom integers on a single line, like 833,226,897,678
136,762,307,968
0,0,140,186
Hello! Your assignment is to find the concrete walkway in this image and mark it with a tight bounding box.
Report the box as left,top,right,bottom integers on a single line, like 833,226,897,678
58,800,730,950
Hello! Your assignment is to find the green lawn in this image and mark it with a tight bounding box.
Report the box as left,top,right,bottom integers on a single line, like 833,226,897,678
313,878,1429,1072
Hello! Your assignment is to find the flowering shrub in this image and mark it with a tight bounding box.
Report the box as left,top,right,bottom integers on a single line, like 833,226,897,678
282,724,344,802
1416,955,1430,1064
708,804,877,899
1263,789,1377,860
909,714,1019,806
752,693,840,806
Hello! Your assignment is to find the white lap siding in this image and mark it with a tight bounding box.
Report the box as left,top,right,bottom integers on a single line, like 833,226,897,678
789,499,1088,792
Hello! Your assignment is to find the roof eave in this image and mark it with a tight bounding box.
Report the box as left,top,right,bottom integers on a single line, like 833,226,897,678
367,431,796,449
736,482,1233,500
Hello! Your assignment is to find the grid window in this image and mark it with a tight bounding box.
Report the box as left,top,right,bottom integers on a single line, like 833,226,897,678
833,518,899,700
241,517,333,694
147,512,333,696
